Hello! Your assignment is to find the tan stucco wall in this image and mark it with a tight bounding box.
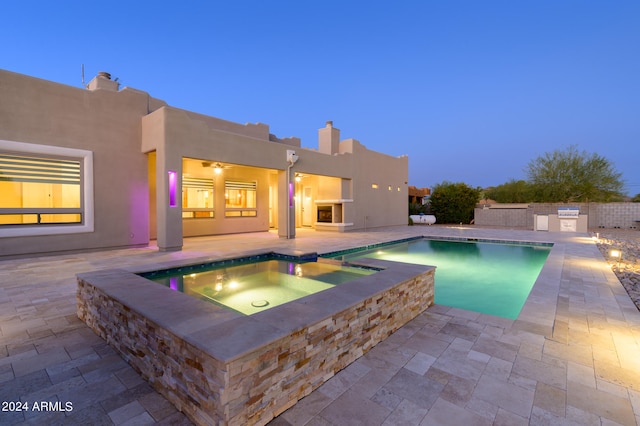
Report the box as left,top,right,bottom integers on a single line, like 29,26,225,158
1,69,409,256
142,108,409,247
346,139,409,229
0,69,165,257
142,107,307,247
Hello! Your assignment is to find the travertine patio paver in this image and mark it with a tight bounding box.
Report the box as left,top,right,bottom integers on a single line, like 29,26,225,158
1,226,640,425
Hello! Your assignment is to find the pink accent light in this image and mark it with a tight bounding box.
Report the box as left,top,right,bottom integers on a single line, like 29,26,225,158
170,277,179,291
289,182,294,207
168,171,177,207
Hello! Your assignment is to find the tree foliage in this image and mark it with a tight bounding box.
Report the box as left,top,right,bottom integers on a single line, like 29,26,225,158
430,181,481,224
632,193,640,203
485,179,534,203
525,145,624,202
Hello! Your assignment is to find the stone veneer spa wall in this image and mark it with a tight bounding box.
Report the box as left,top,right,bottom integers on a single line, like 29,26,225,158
77,258,435,425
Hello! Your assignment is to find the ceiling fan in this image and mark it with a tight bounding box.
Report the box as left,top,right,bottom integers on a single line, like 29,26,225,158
202,162,232,175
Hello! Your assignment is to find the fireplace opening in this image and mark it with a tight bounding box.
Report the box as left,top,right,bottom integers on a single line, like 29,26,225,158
317,206,332,223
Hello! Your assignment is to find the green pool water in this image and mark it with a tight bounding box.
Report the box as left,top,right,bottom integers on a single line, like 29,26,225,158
326,238,551,320
147,259,375,315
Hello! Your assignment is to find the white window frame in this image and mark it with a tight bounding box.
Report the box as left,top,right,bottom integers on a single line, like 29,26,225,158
0,140,94,237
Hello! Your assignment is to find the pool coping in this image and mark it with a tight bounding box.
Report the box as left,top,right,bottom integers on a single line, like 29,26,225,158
320,235,554,259
129,248,320,276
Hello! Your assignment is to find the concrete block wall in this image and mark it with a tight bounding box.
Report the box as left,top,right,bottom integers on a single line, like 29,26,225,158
474,207,529,227
592,203,640,229
475,203,640,230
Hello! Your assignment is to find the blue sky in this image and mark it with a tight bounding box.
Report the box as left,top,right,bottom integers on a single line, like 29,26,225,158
3,1,639,195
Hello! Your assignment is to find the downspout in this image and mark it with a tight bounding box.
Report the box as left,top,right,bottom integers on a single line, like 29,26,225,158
287,161,293,239
285,150,299,239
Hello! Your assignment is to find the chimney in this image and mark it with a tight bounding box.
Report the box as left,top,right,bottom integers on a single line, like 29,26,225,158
318,120,340,155
87,71,119,91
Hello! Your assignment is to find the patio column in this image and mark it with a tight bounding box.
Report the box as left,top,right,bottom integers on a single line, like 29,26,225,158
156,147,183,251
277,169,296,238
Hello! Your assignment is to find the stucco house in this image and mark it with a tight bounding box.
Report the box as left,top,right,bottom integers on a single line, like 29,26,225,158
0,69,408,257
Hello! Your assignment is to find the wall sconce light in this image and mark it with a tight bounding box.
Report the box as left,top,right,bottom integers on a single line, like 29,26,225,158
213,163,223,175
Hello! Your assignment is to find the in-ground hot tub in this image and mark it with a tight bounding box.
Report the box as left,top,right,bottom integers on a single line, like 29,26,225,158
140,256,377,315
76,251,435,425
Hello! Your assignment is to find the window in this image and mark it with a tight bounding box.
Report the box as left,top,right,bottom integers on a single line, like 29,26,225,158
225,180,257,217
182,177,214,218
0,140,93,237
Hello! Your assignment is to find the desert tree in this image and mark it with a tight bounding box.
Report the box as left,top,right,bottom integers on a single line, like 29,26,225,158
526,145,624,202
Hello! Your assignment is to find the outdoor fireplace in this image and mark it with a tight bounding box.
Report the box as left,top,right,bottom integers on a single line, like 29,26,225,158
314,200,350,231
317,206,332,223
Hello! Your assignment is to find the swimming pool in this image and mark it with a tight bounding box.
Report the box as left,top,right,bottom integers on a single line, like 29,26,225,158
325,237,551,319
142,259,375,315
